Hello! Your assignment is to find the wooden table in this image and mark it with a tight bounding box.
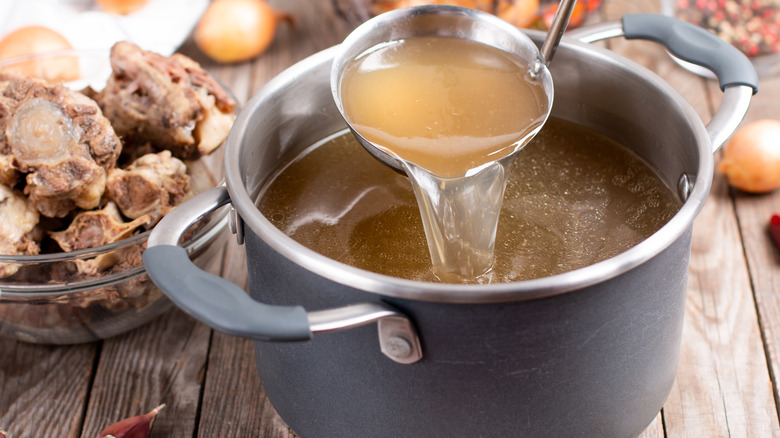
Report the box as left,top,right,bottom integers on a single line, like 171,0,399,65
2,1,780,436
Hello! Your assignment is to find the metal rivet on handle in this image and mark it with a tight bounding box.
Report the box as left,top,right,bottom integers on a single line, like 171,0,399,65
228,207,245,246
378,316,423,364
384,336,413,358
677,174,692,202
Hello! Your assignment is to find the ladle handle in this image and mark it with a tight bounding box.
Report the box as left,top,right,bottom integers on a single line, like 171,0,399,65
142,187,422,364
567,13,758,152
538,0,578,66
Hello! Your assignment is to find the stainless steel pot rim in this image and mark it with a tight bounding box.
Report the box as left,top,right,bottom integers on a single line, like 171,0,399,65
225,38,714,304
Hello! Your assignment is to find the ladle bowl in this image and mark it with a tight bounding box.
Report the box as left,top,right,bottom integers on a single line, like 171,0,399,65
329,5,555,174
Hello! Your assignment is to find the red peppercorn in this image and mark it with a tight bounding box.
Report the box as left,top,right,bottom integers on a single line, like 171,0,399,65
770,214,780,251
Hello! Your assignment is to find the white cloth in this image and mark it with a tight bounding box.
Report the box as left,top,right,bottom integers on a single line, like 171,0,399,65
0,0,208,56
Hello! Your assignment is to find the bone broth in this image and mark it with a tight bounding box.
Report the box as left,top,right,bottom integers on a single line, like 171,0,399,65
339,36,550,281
340,36,548,177
257,120,681,284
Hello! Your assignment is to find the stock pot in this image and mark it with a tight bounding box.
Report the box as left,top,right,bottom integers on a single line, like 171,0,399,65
143,8,757,437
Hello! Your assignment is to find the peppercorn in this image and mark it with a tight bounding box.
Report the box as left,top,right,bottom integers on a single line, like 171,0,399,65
676,0,780,57
770,214,780,251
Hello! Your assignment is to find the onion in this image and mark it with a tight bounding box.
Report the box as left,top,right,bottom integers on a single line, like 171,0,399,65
95,0,149,15
194,0,293,64
0,26,79,82
717,119,780,193
497,0,540,28
541,1,586,28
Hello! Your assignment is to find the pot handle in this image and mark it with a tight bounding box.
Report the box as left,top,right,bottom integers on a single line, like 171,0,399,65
143,186,422,364
567,13,758,153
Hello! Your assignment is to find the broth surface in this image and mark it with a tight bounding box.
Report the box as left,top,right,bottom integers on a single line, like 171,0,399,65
257,119,681,283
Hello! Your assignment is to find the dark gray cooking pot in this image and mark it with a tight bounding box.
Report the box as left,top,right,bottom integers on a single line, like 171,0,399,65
143,8,757,438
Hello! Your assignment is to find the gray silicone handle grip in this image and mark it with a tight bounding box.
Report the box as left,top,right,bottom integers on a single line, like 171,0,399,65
143,245,312,342
622,14,758,94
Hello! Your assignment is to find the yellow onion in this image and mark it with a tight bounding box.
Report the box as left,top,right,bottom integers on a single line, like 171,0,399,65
718,119,780,193
0,26,79,82
194,0,293,64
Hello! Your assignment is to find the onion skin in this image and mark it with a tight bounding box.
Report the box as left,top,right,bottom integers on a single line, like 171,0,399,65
718,119,780,194
0,26,79,82
194,0,293,64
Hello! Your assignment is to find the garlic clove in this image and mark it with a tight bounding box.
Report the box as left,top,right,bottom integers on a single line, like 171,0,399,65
97,404,165,438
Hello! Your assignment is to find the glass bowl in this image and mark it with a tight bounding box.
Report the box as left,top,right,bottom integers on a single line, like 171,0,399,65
661,0,780,78
0,50,230,344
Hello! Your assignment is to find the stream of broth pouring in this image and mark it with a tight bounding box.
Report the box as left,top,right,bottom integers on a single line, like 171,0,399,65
340,36,549,282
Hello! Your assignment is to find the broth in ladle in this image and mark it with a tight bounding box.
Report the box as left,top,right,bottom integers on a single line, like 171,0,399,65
339,36,550,281
257,119,681,284
341,36,548,177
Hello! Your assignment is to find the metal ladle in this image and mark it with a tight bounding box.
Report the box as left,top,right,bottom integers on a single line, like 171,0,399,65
330,1,578,174
534,0,578,76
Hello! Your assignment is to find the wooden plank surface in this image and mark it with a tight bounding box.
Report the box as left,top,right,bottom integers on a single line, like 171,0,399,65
80,308,211,438
731,70,780,429
2,0,780,437
603,1,780,437
0,341,95,437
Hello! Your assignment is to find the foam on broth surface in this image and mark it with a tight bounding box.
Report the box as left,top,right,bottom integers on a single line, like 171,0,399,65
257,118,681,284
